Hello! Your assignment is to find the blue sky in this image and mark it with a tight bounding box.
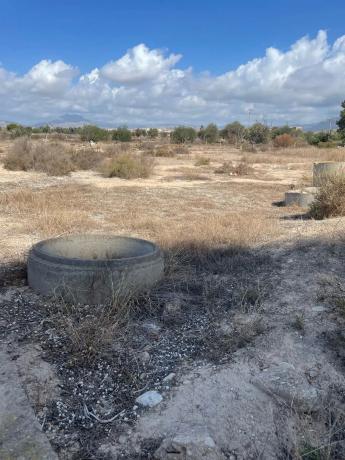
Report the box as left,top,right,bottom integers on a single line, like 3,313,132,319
1,0,345,126
2,0,344,74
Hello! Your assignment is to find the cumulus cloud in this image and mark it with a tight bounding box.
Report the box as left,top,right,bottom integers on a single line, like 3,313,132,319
100,43,182,84
1,31,345,126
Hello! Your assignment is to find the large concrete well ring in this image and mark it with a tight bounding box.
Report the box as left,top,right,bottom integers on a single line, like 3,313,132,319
313,162,345,186
28,235,164,304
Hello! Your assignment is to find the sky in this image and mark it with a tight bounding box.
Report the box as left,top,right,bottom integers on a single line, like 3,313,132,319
1,0,345,127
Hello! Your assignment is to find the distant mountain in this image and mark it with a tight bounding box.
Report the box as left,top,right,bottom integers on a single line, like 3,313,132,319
34,114,92,128
302,119,338,132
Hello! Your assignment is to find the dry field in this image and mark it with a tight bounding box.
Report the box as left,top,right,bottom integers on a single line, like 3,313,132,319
2,139,345,458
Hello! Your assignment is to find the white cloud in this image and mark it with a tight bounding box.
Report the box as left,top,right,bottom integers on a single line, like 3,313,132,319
100,43,182,84
1,31,345,126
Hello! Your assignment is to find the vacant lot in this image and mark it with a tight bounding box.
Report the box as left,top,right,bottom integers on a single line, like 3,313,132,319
2,139,345,459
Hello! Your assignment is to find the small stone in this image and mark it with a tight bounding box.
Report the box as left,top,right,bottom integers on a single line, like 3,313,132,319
142,321,162,339
139,351,151,365
136,390,163,408
252,362,319,412
162,298,183,324
162,373,176,383
154,427,225,460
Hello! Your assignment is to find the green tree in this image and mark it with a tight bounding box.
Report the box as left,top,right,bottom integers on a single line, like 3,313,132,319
134,128,147,137
147,128,159,139
112,126,132,142
221,122,246,145
337,100,345,140
80,125,108,142
6,123,32,138
171,126,197,144
202,123,219,143
246,123,270,144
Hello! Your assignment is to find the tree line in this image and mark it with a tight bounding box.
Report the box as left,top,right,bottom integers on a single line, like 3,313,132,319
3,100,345,147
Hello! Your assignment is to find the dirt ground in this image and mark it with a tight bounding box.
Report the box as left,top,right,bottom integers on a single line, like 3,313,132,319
2,140,345,459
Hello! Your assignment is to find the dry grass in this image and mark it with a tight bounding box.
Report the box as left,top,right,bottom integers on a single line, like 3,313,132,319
309,175,345,219
194,156,211,166
243,147,345,165
215,160,253,176
153,146,176,157
71,147,104,170
0,186,94,237
99,153,155,179
3,138,76,176
55,287,138,364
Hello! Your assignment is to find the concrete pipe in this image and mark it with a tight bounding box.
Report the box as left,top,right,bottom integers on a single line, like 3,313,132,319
313,162,345,186
285,187,317,208
27,235,164,304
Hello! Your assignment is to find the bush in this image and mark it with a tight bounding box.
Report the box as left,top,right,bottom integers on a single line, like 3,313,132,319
309,174,345,219
199,123,219,143
79,125,109,142
172,145,189,155
71,148,104,170
3,138,75,176
112,126,132,142
171,126,197,144
214,161,234,174
221,122,246,145
32,143,75,176
3,137,34,171
273,133,294,148
154,146,175,157
147,128,159,139
246,123,270,144
99,153,155,179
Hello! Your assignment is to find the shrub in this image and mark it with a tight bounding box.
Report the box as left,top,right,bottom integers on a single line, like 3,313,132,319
172,145,189,155
273,133,294,148
147,128,159,139
246,123,270,144
195,157,211,166
33,143,75,176
199,123,219,143
99,153,155,179
171,126,197,144
221,122,246,145
154,146,175,157
309,174,345,219
214,161,234,174
3,138,75,176
79,125,109,142
112,126,132,142
234,161,253,175
71,148,104,170
3,137,34,171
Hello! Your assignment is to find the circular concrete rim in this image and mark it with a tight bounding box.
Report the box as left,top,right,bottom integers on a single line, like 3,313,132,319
29,235,162,268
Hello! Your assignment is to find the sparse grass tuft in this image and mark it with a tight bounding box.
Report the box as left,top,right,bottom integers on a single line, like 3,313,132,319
99,153,155,179
194,156,211,166
214,160,253,176
292,313,305,331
